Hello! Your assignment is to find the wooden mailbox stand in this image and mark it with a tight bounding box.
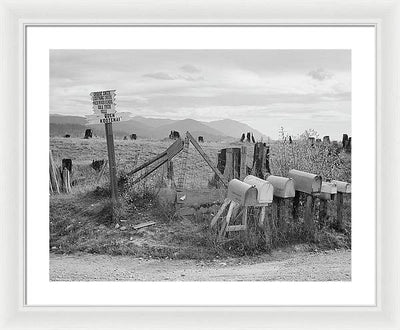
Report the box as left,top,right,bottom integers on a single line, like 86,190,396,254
210,176,273,243
288,169,322,236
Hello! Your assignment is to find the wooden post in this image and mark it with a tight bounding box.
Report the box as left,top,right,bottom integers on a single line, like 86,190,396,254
166,160,175,188
319,199,328,228
62,168,71,193
240,146,247,180
263,205,272,250
292,191,300,221
233,148,239,179
252,142,270,179
304,195,315,236
224,148,233,182
49,150,60,194
336,192,344,230
105,122,119,205
276,198,288,232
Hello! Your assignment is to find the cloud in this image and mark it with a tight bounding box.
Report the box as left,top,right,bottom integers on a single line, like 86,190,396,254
143,71,204,82
180,64,201,73
143,72,176,80
308,68,333,81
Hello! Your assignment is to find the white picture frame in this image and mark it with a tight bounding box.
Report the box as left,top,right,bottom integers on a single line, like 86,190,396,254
0,0,399,329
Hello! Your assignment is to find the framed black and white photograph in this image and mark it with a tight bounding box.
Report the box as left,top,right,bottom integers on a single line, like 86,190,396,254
1,0,399,329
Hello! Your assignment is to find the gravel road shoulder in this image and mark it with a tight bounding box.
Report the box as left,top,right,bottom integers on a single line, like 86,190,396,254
50,249,351,281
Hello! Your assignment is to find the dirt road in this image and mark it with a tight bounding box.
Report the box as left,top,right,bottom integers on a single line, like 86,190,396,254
50,249,351,281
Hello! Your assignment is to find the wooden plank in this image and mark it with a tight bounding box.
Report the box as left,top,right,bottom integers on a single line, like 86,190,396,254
224,148,233,182
131,155,168,185
226,225,246,232
304,195,315,235
336,192,344,230
126,139,183,177
258,206,266,227
210,198,230,228
292,191,300,220
62,168,71,194
49,150,60,194
186,131,228,187
240,146,247,180
166,138,184,160
319,199,328,228
127,151,166,176
219,201,236,239
242,206,248,229
176,136,190,193
133,221,156,230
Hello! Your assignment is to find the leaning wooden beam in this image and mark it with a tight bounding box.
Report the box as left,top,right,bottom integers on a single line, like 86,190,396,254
186,131,228,187
127,151,166,176
131,155,169,185
219,201,237,239
210,198,230,228
127,138,184,177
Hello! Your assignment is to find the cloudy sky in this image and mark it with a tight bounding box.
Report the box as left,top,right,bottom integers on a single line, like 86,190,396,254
50,49,351,139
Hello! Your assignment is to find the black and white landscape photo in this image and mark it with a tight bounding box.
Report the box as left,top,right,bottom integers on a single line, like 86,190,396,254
49,49,351,281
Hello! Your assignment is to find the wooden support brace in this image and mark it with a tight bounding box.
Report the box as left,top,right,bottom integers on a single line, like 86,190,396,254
186,132,228,187
210,198,230,228
219,201,237,239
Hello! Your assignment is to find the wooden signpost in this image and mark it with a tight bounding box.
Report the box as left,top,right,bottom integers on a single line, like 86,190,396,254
87,90,129,207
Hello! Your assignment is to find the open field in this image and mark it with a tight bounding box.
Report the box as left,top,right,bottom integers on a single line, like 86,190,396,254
50,135,351,262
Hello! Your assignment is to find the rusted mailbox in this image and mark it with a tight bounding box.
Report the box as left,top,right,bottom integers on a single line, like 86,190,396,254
288,169,322,194
227,179,258,206
243,175,274,204
319,181,338,200
266,175,295,198
331,180,351,193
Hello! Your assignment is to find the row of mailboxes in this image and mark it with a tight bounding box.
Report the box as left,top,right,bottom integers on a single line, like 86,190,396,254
266,175,295,198
227,176,273,206
319,182,338,200
288,169,322,194
331,180,351,193
226,171,350,206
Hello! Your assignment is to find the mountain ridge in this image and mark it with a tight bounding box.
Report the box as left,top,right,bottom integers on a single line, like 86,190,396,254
50,114,269,141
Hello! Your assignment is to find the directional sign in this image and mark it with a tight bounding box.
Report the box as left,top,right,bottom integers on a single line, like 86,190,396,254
85,112,131,125
90,90,116,114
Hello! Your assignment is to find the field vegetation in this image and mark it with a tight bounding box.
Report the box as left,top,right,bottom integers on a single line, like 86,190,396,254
50,129,351,259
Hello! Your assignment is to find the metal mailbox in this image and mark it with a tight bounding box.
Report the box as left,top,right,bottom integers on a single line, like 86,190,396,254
319,181,337,200
266,175,295,198
243,175,274,204
227,179,258,206
288,169,322,194
331,180,351,193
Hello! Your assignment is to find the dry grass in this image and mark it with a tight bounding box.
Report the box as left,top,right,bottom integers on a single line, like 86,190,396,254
50,133,351,258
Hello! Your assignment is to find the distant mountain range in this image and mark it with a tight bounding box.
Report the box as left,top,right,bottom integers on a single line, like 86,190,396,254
50,114,269,141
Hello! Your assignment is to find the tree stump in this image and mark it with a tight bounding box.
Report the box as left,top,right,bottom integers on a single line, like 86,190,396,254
252,142,270,179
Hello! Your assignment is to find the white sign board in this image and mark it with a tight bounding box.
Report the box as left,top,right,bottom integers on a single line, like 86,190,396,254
90,90,116,114
87,90,131,125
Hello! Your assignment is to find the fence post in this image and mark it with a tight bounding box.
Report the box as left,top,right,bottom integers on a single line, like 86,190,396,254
336,192,344,230
224,148,233,181
292,191,300,221
319,199,328,228
240,146,247,180
49,150,60,194
304,195,315,236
